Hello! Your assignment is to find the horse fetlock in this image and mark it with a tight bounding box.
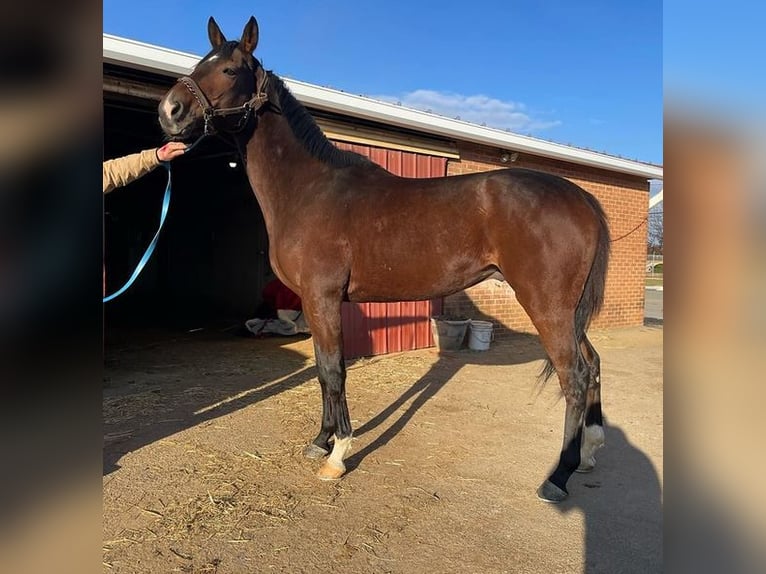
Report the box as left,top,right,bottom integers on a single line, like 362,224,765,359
577,424,605,472
582,424,605,451
316,434,352,480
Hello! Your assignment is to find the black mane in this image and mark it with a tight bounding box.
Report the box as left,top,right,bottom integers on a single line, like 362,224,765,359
268,73,374,169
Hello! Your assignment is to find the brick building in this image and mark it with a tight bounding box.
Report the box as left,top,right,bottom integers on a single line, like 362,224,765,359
103,35,662,356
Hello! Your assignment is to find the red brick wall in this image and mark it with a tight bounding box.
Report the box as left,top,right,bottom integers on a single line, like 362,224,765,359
444,143,649,339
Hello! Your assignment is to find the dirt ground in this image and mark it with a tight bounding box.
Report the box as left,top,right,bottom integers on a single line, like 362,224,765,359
103,322,663,573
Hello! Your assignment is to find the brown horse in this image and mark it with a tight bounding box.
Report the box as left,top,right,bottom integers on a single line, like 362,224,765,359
158,16,610,502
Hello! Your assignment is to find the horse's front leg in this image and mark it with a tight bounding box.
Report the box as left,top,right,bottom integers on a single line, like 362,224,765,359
301,293,353,479
302,381,334,459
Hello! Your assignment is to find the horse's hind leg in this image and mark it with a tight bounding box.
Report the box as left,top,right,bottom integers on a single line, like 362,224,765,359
537,329,589,502
515,296,589,503
301,293,353,480
576,335,605,473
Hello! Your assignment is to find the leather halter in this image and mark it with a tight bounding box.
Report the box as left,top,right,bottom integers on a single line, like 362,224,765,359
177,69,273,136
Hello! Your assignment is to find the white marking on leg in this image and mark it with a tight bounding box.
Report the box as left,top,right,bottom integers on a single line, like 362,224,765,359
327,433,353,471
580,424,605,469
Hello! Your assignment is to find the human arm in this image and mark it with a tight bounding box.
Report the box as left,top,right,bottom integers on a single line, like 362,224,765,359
102,149,160,194
102,142,187,193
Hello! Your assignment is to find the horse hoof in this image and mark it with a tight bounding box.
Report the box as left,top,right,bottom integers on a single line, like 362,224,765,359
576,458,596,473
303,443,329,460
536,480,568,503
317,462,345,481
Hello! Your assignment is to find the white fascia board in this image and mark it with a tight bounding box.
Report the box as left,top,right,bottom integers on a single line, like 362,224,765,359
103,34,663,180
104,34,198,76
287,79,663,180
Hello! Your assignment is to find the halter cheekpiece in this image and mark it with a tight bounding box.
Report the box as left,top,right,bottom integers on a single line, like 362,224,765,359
177,70,272,136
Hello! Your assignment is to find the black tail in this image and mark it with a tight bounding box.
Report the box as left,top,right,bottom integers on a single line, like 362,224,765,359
540,192,610,382
574,192,610,340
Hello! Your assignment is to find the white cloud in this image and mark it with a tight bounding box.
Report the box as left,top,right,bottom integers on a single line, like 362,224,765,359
374,89,561,133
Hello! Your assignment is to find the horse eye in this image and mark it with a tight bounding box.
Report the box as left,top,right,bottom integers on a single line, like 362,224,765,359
223,68,237,77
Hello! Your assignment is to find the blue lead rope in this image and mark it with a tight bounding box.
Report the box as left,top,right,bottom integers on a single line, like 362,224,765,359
103,162,173,303
103,135,207,303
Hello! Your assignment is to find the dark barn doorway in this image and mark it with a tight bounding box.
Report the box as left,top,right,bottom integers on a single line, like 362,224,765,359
104,95,269,338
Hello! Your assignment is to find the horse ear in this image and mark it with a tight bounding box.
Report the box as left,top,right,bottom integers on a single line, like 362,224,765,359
239,16,259,53
208,17,227,48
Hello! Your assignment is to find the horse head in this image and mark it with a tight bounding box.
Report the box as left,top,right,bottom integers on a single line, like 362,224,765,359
158,16,268,141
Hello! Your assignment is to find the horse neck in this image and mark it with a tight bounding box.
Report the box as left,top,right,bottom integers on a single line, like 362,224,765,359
241,109,325,233
240,73,375,233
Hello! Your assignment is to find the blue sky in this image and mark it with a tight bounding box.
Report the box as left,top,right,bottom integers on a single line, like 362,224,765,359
665,1,766,119
104,1,662,165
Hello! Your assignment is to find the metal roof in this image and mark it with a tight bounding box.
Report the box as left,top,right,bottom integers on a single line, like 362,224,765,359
104,34,663,180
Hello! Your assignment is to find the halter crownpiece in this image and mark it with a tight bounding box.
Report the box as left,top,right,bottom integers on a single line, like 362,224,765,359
177,70,273,136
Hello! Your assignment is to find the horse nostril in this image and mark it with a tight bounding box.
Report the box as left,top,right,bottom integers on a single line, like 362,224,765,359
161,96,184,123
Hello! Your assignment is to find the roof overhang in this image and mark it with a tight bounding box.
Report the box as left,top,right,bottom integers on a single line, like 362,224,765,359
104,34,663,180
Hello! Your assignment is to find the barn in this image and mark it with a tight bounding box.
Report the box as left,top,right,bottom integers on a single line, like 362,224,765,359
103,34,663,358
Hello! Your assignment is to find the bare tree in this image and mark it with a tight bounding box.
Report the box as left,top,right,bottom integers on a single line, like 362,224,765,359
648,208,663,255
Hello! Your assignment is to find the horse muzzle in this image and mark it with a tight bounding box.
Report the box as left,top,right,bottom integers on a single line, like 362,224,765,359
158,88,203,141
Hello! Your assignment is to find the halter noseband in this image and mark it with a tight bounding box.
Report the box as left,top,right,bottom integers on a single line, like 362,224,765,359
177,70,273,136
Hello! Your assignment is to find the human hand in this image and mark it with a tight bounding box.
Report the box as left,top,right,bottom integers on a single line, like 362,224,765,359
156,142,187,162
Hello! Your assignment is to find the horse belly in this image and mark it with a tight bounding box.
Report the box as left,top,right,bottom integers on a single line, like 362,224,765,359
346,243,493,302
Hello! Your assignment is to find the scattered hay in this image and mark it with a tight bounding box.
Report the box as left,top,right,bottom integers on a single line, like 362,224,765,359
103,391,165,425
104,334,470,571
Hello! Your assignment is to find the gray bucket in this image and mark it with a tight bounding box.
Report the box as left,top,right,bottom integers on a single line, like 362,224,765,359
430,316,469,351
468,320,494,351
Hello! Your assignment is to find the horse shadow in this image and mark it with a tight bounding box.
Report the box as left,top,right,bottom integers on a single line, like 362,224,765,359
343,306,665,573
345,299,547,472
565,422,763,573
103,325,317,475
104,296,545,477
554,422,663,573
